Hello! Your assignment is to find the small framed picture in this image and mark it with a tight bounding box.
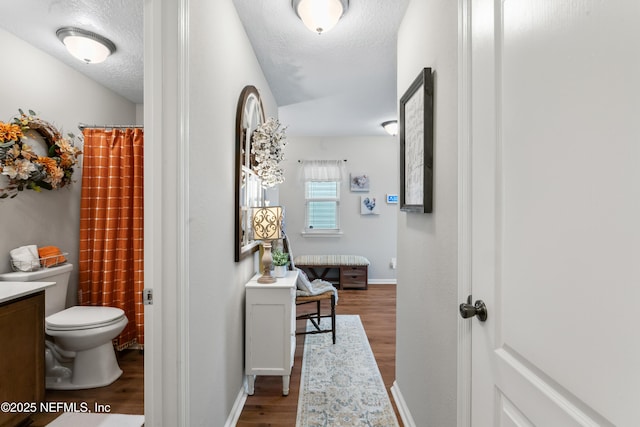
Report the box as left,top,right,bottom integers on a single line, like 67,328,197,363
360,196,379,215
386,194,399,204
350,173,370,192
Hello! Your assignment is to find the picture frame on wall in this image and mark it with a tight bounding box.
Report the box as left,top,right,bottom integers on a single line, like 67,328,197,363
360,196,379,215
350,173,370,192
399,67,434,213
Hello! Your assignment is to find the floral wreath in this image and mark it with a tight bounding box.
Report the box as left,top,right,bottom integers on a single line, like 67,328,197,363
251,117,287,188
0,109,82,199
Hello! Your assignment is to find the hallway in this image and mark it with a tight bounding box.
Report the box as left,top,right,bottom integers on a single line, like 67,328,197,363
237,284,402,426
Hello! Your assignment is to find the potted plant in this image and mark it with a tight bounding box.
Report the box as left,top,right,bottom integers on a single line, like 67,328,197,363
272,250,290,278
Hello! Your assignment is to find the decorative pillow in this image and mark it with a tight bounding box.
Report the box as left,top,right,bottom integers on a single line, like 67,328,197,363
296,267,312,293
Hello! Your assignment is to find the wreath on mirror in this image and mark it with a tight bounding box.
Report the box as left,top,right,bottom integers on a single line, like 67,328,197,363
251,117,287,188
0,109,82,199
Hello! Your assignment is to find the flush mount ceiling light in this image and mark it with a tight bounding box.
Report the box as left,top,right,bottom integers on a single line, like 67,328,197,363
56,27,116,64
381,120,398,136
292,0,349,35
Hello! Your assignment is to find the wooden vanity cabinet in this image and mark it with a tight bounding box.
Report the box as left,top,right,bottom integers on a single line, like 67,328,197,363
0,291,45,427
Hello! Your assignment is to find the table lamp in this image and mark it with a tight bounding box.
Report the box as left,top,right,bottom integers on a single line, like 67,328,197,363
252,206,283,283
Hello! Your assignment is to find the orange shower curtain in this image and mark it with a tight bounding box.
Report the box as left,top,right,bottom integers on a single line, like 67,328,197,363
79,128,144,350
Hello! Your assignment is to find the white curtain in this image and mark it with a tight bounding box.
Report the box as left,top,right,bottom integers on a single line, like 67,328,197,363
298,160,346,182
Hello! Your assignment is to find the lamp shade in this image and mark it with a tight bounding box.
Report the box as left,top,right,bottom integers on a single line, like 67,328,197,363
252,206,283,240
293,0,348,34
56,27,116,64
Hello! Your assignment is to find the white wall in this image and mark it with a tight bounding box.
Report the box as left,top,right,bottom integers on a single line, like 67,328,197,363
278,135,398,283
0,28,136,307
135,104,144,125
186,1,277,425
394,0,459,425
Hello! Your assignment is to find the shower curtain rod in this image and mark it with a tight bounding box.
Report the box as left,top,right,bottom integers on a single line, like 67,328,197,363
77,123,144,130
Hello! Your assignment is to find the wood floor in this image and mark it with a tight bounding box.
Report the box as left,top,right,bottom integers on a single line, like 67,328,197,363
26,285,399,426
237,284,403,427
28,349,144,426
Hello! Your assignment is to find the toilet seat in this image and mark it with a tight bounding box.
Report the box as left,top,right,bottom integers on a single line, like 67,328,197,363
46,306,126,331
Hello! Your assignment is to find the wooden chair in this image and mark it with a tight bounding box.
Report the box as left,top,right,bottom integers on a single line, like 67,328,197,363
296,291,336,344
282,233,337,344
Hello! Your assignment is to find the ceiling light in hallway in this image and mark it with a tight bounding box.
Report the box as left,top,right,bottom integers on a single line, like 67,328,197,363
381,120,398,136
293,0,349,34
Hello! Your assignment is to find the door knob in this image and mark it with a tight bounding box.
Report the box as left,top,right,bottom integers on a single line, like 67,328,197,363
459,295,487,321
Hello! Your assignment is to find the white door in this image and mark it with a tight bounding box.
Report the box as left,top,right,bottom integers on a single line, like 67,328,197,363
465,0,640,425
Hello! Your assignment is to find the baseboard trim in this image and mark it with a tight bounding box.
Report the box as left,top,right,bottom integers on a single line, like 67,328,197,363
368,279,397,285
225,383,248,427
391,381,416,427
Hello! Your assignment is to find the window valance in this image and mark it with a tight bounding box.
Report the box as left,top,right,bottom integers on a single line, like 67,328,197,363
298,160,346,182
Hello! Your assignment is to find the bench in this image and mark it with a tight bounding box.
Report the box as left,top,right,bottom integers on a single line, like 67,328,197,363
293,255,370,290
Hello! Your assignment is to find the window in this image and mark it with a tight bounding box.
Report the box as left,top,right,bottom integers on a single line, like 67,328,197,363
300,160,345,236
305,181,340,232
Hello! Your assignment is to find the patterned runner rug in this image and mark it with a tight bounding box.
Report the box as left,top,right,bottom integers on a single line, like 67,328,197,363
296,315,399,426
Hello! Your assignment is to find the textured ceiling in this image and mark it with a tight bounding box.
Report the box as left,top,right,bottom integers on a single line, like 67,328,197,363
233,0,409,136
0,0,408,136
0,0,143,104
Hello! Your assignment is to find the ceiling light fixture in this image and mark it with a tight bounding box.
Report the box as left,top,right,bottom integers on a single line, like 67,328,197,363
381,120,398,136
292,0,349,35
56,27,116,64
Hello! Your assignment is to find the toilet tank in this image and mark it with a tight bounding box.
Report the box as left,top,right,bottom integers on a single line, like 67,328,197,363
0,263,73,317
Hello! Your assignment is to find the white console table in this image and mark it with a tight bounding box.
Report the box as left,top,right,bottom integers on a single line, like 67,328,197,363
245,270,298,396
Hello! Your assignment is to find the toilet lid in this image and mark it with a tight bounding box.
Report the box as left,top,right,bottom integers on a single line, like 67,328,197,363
46,306,126,331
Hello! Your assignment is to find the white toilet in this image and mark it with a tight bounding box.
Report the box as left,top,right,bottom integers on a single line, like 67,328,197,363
0,263,128,390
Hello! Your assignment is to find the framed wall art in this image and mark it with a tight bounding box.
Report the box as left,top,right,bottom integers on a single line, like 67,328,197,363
399,67,434,213
350,173,370,192
360,196,379,215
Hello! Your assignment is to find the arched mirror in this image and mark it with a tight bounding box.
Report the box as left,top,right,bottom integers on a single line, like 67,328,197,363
235,85,266,261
